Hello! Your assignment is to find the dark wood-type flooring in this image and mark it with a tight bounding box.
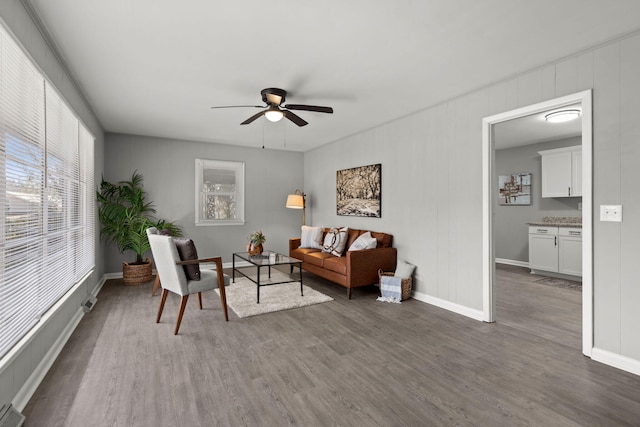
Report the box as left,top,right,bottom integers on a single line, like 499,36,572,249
22,265,640,426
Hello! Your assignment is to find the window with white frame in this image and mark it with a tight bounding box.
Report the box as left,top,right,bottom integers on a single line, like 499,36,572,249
195,159,245,226
0,23,95,360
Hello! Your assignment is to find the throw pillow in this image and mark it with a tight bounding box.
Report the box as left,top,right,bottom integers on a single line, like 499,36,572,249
300,225,324,249
394,260,415,279
348,231,378,251
173,238,201,281
322,227,349,256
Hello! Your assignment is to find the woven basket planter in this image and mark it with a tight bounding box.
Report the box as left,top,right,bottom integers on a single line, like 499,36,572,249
123,259,153,285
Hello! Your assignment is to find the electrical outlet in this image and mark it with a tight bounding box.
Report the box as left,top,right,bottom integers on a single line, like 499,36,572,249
600,205,622,222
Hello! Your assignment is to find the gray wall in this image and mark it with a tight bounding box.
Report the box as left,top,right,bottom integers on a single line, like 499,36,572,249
304,32,640,362
0,1,105,409
495,137,582,263
103,133,304,273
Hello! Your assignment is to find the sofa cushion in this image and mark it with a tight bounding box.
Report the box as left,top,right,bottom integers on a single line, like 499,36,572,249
291,247,320,260
322,227,349,256
371,231,393,248
300,225,324,249
395,260,416,279
323,256,347,275
346,228,363,249
348,231,378,251
305,251,334,267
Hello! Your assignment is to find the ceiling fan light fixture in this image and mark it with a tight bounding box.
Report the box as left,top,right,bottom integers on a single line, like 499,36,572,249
545,109,581,123
265,108,284,122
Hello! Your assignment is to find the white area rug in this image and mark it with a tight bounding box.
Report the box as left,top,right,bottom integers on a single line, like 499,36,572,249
215,271,333,318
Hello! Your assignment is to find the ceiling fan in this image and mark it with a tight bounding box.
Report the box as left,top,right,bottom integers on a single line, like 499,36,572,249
211,88,333,127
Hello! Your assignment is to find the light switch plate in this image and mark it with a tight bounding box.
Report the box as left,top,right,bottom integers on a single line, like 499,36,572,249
600,205,622,222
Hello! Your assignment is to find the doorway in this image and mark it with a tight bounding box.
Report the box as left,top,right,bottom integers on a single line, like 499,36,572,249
481,90,593,357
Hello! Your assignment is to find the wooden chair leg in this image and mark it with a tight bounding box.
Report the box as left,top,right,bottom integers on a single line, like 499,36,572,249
197,292,203,309
157,289,168,323
218,282,229,322
151,275,161,296
174,295,189,335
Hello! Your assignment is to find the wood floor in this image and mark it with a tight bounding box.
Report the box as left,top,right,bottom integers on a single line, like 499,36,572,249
22,265,640,426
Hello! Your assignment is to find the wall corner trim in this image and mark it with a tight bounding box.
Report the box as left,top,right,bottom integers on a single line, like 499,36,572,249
411,291,485,322
591,347,640,377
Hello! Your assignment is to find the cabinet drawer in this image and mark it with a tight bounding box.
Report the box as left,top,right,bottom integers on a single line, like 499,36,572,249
529,226,558,235
559,227,582,237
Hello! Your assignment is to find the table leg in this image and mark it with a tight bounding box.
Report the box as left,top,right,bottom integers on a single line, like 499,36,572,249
257,265,261,304
232,254,236,283
299,264,304,297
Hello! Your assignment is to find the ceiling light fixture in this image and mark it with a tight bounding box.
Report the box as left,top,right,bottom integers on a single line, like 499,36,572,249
545,109,581,123
265,107,284,122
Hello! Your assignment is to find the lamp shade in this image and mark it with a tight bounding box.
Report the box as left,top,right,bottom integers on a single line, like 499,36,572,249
265,108,284,122
286,194,305,209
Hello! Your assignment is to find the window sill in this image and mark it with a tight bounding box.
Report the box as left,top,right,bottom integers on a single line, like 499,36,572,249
195,220,246,227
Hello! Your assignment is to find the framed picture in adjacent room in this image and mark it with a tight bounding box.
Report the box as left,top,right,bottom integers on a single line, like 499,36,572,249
336,163,382,217
498,173,531,205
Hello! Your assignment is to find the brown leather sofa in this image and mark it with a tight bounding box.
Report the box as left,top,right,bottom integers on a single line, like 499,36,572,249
289,228,397,299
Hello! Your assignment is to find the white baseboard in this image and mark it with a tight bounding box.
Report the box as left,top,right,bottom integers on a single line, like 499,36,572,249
411,290,485,322
106,261,239,278
495,258,529,268
591,347,640,377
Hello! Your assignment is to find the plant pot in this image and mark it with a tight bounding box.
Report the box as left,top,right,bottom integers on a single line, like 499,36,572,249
122,259,153,285
247,243,264,255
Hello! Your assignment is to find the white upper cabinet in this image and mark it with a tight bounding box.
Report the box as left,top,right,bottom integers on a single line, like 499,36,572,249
538,146,582,198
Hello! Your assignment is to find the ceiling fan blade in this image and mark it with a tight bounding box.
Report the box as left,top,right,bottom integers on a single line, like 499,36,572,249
283,110,308,127
211,105,264,109
284,104,333,114
241,110,267,125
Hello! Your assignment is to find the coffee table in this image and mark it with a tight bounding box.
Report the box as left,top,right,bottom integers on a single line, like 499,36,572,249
232,251,303,303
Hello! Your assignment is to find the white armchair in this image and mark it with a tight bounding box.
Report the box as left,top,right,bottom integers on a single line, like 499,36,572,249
147,228,230,334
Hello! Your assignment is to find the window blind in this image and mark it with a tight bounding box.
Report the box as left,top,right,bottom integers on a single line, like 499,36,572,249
0,24,95,359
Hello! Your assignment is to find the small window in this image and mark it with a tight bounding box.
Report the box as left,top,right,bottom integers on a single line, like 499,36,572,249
195,159,245,226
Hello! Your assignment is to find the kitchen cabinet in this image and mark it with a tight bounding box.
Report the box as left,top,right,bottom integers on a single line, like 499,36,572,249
528,226,582,277
558,227,582,276
528,226,559,272
538,145,582,198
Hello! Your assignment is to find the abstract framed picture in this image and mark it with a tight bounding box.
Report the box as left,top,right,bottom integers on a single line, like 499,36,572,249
336,163,381,217
498,173,531,205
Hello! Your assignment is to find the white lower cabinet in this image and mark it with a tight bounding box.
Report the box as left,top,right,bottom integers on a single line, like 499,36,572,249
528,226,559,272
558,228,583,276
528,226,582,277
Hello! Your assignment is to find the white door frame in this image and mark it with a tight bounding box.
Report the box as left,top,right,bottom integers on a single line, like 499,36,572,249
481,90,593,357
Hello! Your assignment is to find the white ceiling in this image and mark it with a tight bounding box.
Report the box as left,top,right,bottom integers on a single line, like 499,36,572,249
494,104,582,150
27,0,640,152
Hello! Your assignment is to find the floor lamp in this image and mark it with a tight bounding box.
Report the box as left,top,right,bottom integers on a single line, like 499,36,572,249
286,190,306,225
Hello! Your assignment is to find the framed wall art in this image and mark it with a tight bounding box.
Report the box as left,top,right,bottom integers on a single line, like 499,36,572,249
498,173,531,205
336,163,381,217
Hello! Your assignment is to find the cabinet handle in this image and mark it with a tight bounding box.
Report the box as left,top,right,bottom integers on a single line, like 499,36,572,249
537,229,547,233
554,236,557,246
568,187,571,196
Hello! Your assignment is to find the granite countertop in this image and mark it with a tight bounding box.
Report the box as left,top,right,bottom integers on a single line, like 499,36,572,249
527,216,582,228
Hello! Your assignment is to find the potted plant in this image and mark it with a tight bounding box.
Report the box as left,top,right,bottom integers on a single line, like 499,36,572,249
97,171,181,285
247,230,266,255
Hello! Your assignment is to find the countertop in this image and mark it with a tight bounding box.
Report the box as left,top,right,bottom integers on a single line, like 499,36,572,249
527,216,582,228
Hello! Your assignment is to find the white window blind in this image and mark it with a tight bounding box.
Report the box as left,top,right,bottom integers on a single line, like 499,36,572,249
0,24,95,360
